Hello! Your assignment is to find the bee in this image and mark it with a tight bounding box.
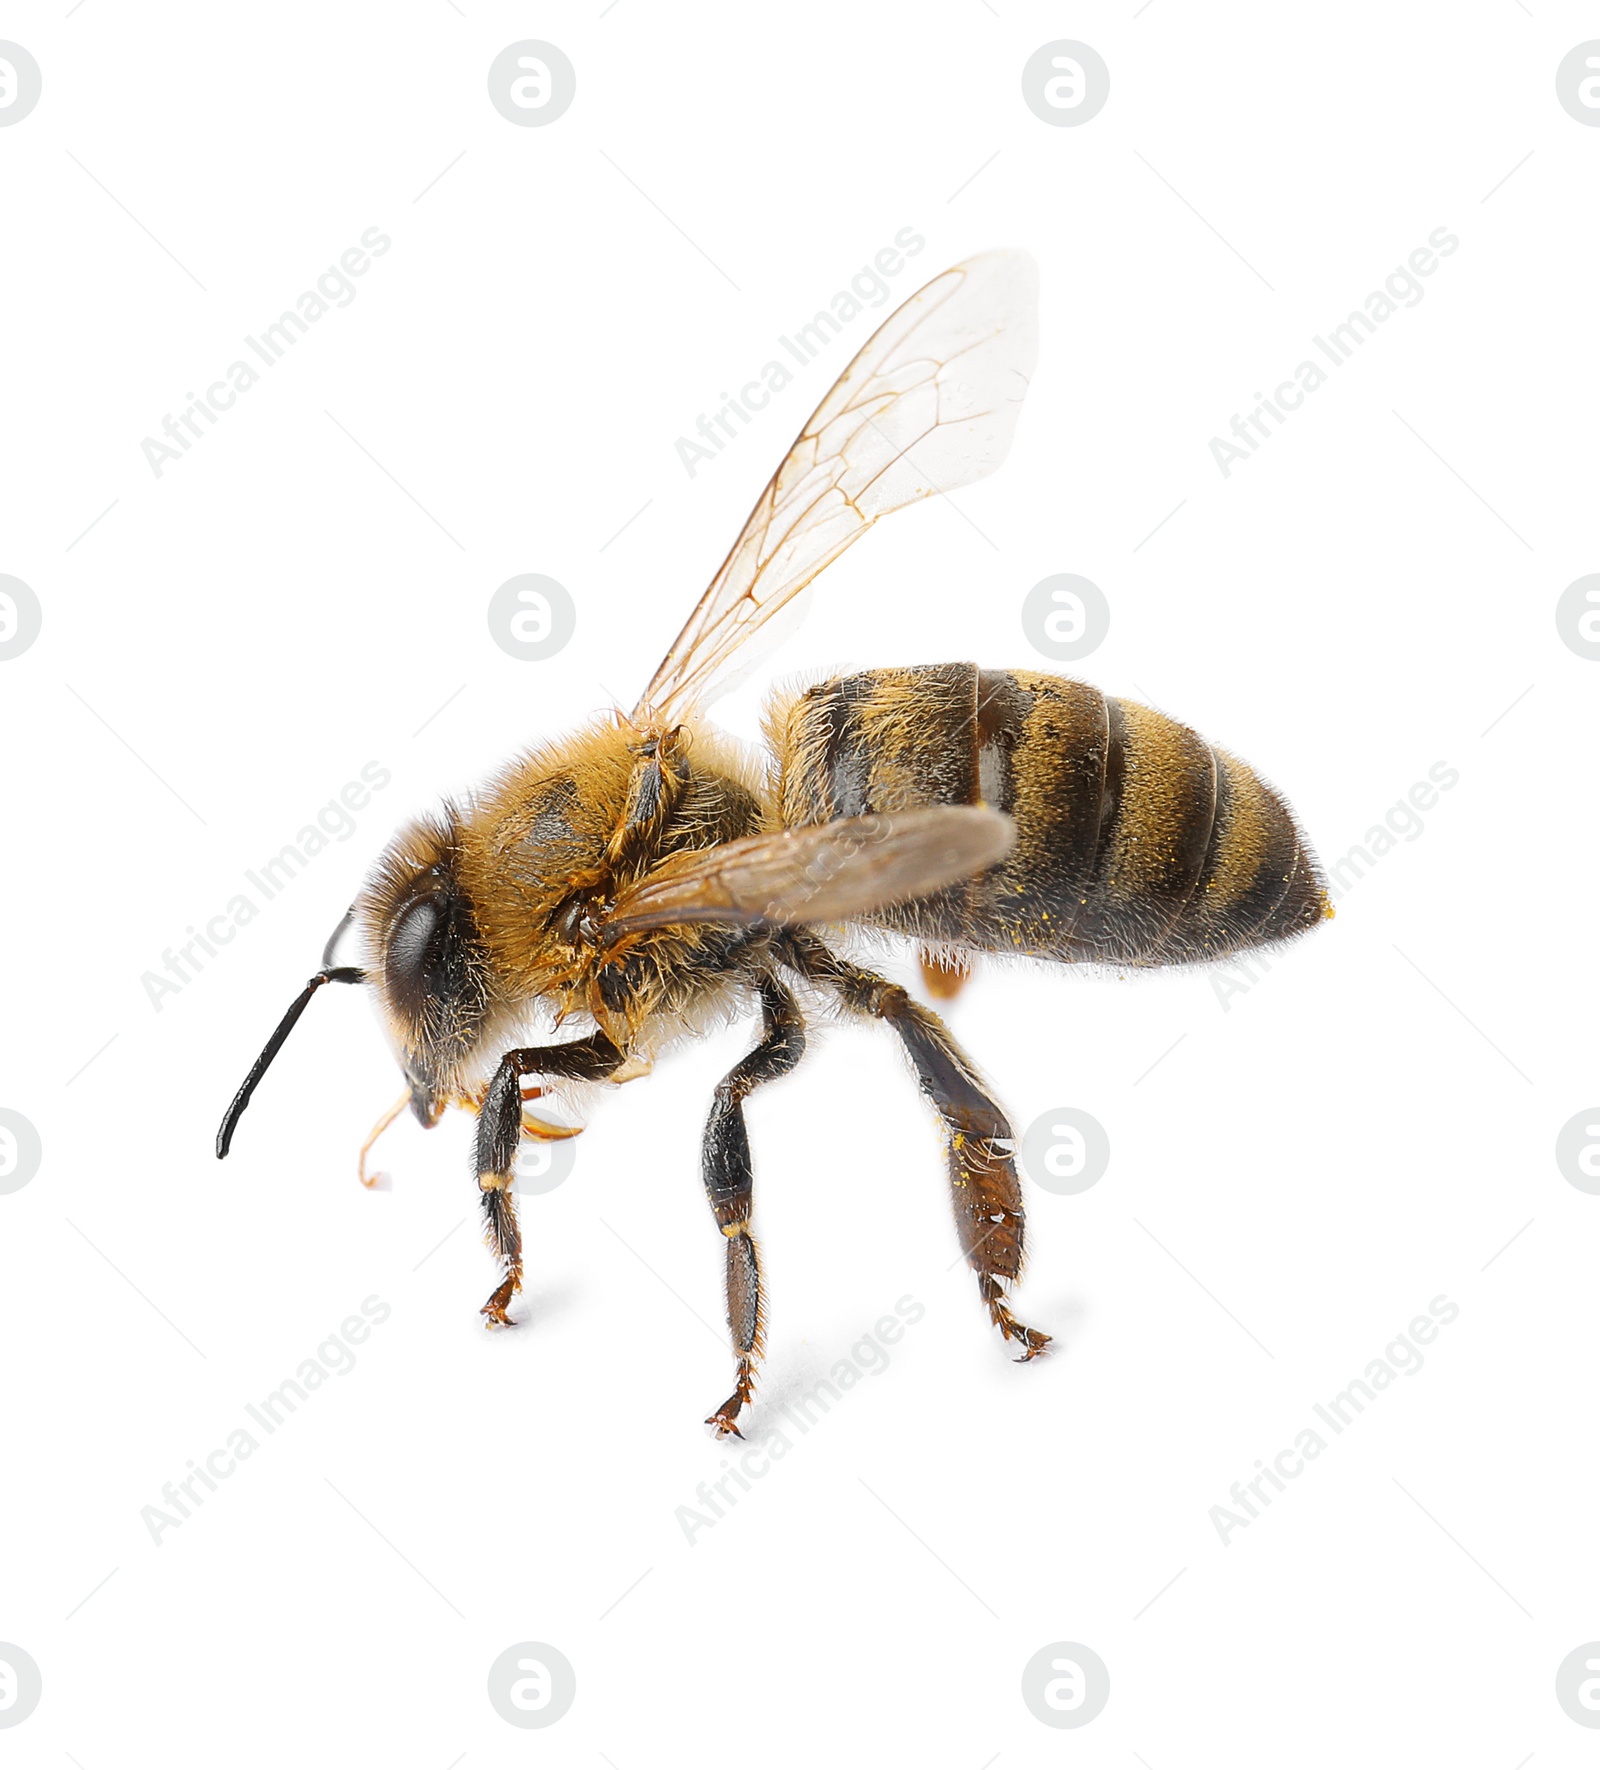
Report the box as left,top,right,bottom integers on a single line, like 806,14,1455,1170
217,250,1329,1436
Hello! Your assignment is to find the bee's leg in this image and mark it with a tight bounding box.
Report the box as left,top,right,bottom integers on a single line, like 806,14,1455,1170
918,947,971,1002
478,1179,523,1328
471,1034,624,1328
703,974,806,1438
782,933,1050,1360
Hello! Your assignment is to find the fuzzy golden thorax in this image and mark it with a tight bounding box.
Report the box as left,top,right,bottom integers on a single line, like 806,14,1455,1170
449,718,770,1055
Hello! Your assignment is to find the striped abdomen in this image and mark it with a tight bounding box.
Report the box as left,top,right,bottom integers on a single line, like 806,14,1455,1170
769,663,1328,966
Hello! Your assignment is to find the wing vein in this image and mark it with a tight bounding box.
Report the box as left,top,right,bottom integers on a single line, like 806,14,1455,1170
631,250,1039,728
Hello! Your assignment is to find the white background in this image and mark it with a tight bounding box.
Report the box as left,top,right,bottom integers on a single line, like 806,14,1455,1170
3,4,1597,1764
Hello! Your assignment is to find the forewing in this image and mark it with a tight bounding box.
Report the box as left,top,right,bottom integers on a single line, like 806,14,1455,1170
632,249,1038,728
602,807,1015,938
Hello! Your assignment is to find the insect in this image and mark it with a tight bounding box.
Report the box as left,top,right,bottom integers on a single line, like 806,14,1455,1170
217,249,1329,1437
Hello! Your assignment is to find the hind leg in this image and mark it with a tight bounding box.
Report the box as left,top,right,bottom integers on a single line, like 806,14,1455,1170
918,947,971,1002
783,933,1049,1360
703,974,806,1437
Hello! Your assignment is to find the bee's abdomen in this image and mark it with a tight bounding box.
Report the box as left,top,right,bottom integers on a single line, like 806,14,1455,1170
773,664,1327,965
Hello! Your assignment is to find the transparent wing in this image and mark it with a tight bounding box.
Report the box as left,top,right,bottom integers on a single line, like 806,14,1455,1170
632,249,1038,729
601,808,1015,938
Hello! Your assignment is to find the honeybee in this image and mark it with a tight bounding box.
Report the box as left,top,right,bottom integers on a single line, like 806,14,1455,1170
218,250,1329,1437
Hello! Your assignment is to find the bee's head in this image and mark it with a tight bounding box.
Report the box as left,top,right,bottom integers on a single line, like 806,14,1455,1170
215,804,495,1161
356,805,494,1126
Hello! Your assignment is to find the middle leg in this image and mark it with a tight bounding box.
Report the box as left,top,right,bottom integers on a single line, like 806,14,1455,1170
702,973,806,1438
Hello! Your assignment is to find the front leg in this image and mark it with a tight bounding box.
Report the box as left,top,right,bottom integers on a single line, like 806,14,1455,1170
472,1034,623,1327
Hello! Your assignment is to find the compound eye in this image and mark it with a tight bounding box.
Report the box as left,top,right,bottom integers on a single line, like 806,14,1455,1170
387,890,448,1010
